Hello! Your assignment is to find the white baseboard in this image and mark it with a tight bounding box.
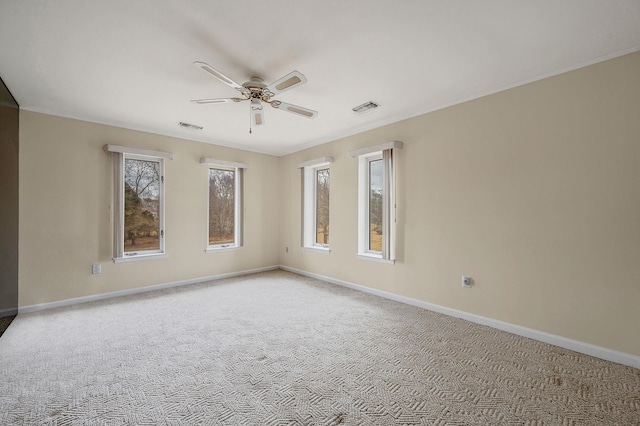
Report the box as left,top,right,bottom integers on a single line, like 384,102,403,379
0,307,18,317
16,264,640,369
279,265,640,370
18,266,279,314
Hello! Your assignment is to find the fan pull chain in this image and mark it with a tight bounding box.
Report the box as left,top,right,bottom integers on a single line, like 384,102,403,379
249,106,252,134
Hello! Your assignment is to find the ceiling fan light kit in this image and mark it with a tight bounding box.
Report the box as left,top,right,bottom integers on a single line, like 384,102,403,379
191,61,318,133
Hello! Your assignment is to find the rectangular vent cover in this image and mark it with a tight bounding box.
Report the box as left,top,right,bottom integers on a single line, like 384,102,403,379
179,122,203,131
352,101,379,115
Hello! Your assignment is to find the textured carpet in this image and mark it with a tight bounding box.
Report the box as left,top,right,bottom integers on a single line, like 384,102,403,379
1,270,639,425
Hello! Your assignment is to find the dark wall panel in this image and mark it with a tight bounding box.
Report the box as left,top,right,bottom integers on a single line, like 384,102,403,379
0,76,19,316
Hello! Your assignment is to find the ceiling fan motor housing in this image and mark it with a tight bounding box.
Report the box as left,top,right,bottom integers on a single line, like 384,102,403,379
242,77,274,102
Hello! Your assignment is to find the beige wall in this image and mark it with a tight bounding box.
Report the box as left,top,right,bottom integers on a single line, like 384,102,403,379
18,51,640,358
279,51,640,357
19,111,280,307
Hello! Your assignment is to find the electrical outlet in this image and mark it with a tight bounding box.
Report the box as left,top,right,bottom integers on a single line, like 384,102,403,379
285,246,289,253
461,276,472,288
92,264,101,275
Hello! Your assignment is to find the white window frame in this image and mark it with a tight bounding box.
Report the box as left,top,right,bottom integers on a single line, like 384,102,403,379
105,144,172,264
348,141,403,264
202,158,247,253
361,152,384,256
297,156,334,253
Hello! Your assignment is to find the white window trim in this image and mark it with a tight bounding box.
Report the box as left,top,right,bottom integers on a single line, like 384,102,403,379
105,144,174,159
205,246,242,254
304,246,331,254
298,156,334,251
203,158,247,252
296,156,334,168
351,141,402,264
358,152,384,259
304,164,331,251
113,253,168,264
356,254,395,264
347,140,403,158
105,145,171,264
200,157,248,169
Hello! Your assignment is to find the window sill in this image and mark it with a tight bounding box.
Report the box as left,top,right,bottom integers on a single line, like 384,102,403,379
113,253,167,264
304,246,330,254
205,246,242,253
356,254,395,264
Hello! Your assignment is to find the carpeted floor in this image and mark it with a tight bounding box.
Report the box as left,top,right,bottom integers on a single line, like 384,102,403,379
1,270,639,425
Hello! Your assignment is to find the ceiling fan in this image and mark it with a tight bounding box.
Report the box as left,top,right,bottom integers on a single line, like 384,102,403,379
191,61,318,133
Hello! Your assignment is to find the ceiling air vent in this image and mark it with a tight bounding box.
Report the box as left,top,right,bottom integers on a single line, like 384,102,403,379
179,122,203,131
352,101,379,115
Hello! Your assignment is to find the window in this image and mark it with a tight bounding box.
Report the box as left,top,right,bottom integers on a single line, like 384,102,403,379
367,155,383,253
106,144,172,263
315,168,330,246
348,141,403,263
298,156,334,252
202,158,247,251
124,157,162,253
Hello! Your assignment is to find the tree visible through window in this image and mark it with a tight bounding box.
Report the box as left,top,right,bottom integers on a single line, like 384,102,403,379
368,158,383,252
301,158,333,250
352,142,401,262
124,158,161,252
315,168,330,245
108,144,169,263
209,168,235,245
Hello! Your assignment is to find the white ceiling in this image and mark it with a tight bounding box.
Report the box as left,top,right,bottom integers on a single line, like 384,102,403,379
1,1,639,156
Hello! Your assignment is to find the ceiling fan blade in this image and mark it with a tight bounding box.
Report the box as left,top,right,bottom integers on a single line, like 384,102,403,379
271,101,318,119
190,97,245,104
193,61,249,95
264,71,307,96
